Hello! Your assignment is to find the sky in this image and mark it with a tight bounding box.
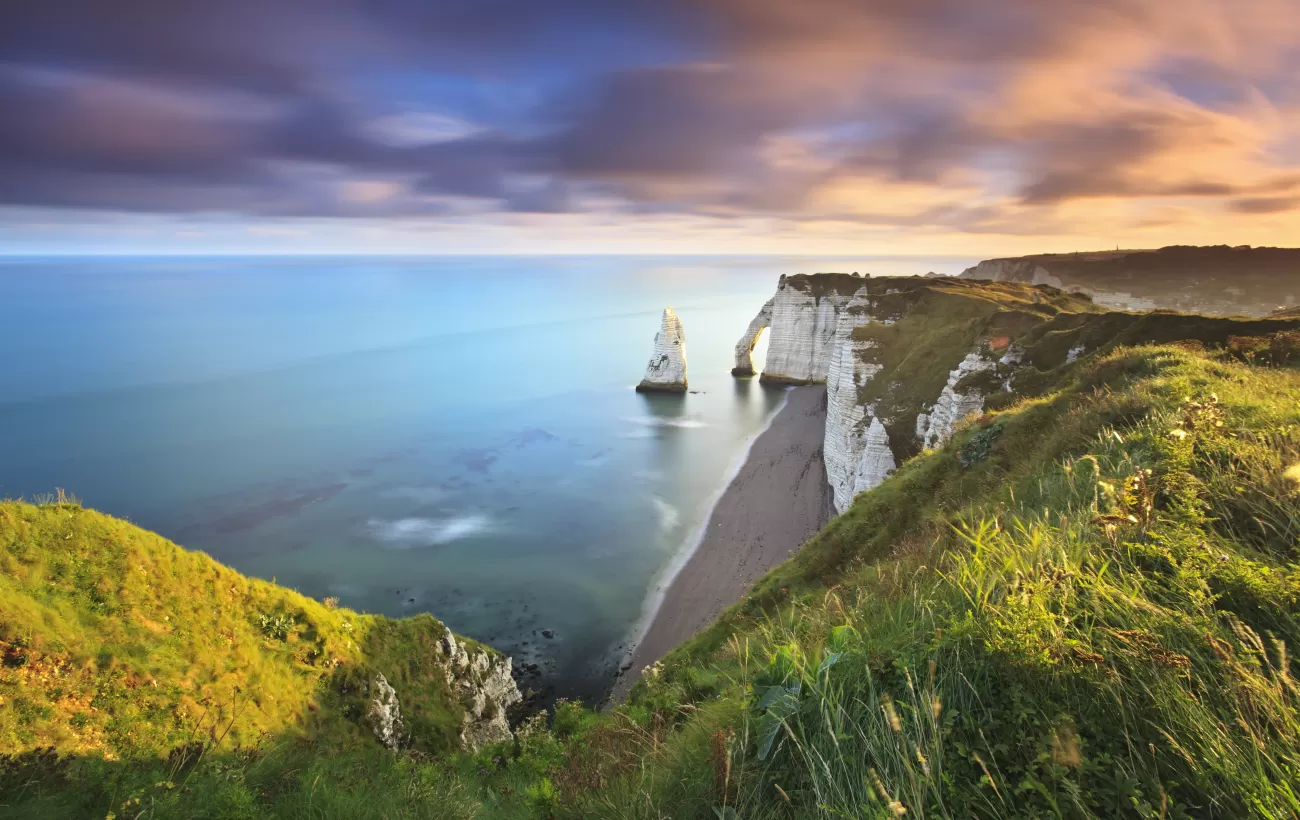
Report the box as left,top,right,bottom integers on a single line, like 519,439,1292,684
2,0,1300,255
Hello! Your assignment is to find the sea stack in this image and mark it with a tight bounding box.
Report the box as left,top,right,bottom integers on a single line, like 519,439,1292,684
636,307,688,393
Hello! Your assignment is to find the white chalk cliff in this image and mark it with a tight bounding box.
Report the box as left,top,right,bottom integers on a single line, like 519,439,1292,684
734,275,860,383
736,275,1011,514
823,291,890,512
637,307,688,392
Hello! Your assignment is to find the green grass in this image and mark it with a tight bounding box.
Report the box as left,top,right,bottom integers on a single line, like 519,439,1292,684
0,500,483,761
4,291,1300,818
605,339,1300,819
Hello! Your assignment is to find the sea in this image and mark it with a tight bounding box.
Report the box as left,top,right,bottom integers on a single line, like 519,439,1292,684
0,255,975,701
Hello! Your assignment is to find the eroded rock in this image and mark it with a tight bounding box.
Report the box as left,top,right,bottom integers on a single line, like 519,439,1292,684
637,307,688,392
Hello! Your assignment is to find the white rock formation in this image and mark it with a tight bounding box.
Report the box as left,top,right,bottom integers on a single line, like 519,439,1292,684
1030,265,1065,288
733,276,862,383
733,297,774,375
822,291,894,512
916,353,996,449
735,278,905,512
1065,343,1087,363
637,307,688,392
852,418,897,501
367,673,404,752
435,631,522,750
764,283,857,382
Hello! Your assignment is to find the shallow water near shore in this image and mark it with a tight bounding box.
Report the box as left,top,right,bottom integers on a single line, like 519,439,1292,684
0,254,974,700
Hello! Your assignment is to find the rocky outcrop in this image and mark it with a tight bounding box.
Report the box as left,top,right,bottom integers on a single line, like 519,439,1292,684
637,307,688,392
915,353,996,449
367,673,404,751
435,631,522,750
733,298,774,375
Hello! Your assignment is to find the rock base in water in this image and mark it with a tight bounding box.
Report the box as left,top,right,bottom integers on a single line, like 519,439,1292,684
635,382,688,393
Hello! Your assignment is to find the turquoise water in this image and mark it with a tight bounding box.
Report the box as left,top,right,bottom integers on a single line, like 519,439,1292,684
0,255,973,699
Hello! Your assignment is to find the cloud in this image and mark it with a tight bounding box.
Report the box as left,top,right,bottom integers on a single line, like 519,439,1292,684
1229,196,1300,214
1,0,1299,245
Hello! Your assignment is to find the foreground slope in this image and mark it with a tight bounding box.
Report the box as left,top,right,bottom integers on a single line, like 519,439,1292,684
0,501,519,763
606,328,1300,819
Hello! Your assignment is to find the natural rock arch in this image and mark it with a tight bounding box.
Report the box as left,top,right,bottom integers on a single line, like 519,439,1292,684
732,297,774,376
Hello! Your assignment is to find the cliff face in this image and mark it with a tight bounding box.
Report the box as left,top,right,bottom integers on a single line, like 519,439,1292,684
740,273,1300,514
960,245,1300,316
637,307,688,392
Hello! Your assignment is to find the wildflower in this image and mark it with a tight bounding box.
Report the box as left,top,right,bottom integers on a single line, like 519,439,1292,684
1284,464,1300,488
881,694,902,733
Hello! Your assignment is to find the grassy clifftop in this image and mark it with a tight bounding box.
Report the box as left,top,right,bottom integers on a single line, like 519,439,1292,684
0,499,496,760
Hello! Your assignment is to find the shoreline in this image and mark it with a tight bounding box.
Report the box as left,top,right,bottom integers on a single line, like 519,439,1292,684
611,384,832,701
621,385,793,663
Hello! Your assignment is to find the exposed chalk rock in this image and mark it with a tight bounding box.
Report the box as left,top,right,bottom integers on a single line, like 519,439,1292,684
1030,265,1064,288
367,673,404,752
852,418,896,501
435,631,522,750
637,307,688,392
1065,343,1087,363
916,353,996,449
733,298,775,375
823,291,891,512
761,277,859,382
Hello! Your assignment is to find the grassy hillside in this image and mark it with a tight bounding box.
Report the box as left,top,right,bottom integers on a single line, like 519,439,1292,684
0,500,522,817
4,302,1300,818
607,333,1300,819
960,245,1300,316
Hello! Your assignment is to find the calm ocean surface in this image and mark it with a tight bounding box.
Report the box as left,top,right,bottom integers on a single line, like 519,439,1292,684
0,255,973,699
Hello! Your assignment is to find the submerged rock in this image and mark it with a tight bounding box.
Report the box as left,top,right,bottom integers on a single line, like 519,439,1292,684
637,307,688,392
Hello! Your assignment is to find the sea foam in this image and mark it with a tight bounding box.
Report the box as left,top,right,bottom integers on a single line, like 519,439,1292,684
367,514,490,547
